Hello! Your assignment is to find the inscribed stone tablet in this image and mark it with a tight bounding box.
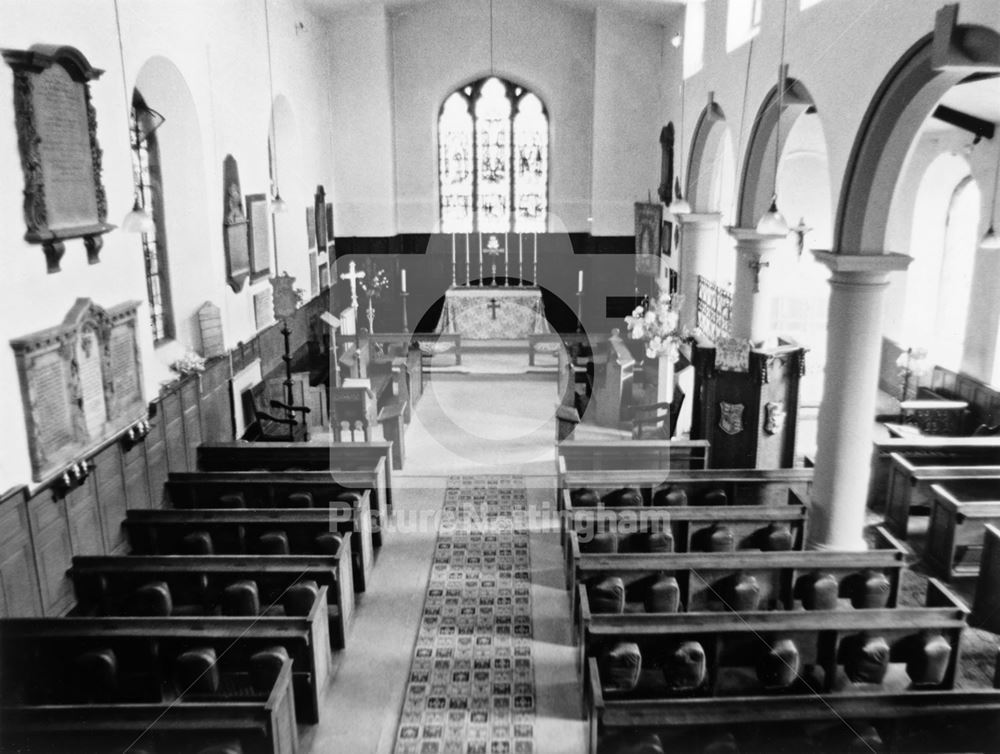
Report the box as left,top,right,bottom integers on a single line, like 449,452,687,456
109,324,140,412
76,328,107,437
30,351,73,451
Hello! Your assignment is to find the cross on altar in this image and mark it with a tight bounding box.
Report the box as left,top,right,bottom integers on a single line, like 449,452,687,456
340,261,366,308
487,298,500,320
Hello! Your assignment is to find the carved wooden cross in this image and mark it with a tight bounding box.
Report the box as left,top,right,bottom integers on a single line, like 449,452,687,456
340,261,366,309
487,297,501,320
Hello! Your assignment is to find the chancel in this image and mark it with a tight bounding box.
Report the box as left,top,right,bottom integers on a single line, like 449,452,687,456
2,1,1000,753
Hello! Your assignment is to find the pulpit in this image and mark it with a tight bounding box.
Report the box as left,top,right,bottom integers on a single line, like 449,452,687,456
690,335,805,469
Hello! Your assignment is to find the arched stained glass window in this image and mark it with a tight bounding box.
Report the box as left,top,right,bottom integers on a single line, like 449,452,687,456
438,77,548,233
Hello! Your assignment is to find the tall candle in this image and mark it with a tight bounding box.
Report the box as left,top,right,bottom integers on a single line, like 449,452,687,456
401,268,407,292
578,270,583,292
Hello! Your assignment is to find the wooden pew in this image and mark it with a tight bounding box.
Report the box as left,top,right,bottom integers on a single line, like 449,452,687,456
557,439,711,476
70,549,354,650
591,332,635,429
160,476,375,592
971,523,1000,633
563,498,811,587
925,480,1000,580
586,657,1000,754
882,451,1000,537
1,586,329,723
583,579,987,753
867,436,1000,509
1,655,298,754
196,441,392,541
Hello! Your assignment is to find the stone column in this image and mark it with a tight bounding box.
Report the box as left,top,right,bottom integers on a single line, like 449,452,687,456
728,228,787,345
675,212,723,332
808,251,911,550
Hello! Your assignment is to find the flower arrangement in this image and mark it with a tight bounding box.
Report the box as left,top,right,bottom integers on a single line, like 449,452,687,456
171,350,206,376
359,262,390,300
624,280,684,359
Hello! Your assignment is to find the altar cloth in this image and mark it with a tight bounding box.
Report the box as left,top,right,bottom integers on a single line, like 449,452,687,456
434,286,550,340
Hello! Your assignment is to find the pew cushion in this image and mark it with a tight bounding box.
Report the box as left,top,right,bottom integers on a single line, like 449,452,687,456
601,642,642,692
702,524,735,553
180,530,215,556
843,634,891,684
762,523,793,551
222,580,260,616
850,570,891,609
283,580,320,616
800,573,840,611
74,647,118,702
579,531,617,554
258,530,291,555
216,493,246,509
314,531,345,557
663,641,706,690
131,581,173,617
703,733,740,754
730,574,761,611
757,638,800,689
701,488,728,506
286,491,314,508
250,646,289,692
906,632,952,686
602,487,643,507
652,486,687,507
175,647,220,695
645,576,680,614
644,528,674,553
589,577,626,614
570,488,600,508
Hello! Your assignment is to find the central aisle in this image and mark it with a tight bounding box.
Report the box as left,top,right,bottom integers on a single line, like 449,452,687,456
304,347,586,754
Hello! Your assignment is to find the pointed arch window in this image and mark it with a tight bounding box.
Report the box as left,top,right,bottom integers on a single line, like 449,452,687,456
129,91,173,343
438,77,548,233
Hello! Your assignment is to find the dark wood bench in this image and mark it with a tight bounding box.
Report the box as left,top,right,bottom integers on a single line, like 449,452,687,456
160,476,375,591
563,497,811,584
70,550,354,651
971,523,1000,633
867,436,1000,509
1,585,329,723
557,440,711,477
882,451,1000,537
1,654,298,754
583,578,989,753
925,480,1000,580
196,440,392,538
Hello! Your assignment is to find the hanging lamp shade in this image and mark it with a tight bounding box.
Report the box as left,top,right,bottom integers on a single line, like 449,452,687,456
981,223,1000,250
122,195,155,234
756,195,789,236
271,191,287,214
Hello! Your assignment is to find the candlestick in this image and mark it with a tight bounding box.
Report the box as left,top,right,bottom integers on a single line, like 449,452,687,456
479,232,483,286
401,290,409,332
504,233,509,287
518,233,524,287
465,233,470,286
575,290,583,333
533,232,538,284
401,268,407,292
451,233,456,286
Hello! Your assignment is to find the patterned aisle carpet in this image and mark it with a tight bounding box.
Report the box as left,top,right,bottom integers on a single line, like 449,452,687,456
393,475,535,754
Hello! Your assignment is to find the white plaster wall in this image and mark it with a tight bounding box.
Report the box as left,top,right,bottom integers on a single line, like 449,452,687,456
0,0,337,489
590,7,666,235
390,0,596,233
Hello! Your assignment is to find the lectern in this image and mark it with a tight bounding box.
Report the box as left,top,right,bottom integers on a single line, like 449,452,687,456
690,335,805,469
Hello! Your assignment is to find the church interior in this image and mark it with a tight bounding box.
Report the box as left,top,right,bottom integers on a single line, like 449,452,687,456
2,0,1000,752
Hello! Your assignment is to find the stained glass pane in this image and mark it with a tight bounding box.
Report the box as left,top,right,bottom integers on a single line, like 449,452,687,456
475,78,512,233
439,92,474,232
513,93,547,232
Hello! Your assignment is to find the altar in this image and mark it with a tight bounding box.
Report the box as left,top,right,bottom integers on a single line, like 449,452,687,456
435,286,550,340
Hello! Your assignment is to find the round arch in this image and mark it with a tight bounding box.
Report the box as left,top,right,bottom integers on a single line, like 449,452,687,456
736,77,815,229
686,98,732,213
835,22,1000,252
269,93,307,281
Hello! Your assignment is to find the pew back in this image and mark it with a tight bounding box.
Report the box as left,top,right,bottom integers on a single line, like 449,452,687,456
926,481,1000,580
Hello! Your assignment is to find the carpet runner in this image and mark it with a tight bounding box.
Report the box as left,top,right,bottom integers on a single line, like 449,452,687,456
393,475,535,754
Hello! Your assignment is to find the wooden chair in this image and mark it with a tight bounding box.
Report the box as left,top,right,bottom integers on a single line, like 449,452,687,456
242,382,310,442
629,390,684,440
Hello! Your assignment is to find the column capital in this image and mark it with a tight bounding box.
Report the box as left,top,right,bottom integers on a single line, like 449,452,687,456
676,211,723,228
812,251,912,285
727,226,787,251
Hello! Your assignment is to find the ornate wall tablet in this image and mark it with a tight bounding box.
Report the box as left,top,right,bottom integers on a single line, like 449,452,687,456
11,299,145,481
222,155,250,292
2,45,114,272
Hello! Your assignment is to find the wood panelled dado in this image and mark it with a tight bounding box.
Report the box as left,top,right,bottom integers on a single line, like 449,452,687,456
0,487,42,617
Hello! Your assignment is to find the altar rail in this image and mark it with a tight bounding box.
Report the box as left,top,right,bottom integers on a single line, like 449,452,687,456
696,276,733,341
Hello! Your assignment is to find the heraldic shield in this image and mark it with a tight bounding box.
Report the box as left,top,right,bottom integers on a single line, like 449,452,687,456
719,401,745,435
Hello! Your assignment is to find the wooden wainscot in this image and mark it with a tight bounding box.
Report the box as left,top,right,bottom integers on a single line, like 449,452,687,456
10,298,145,483
1,45,114,272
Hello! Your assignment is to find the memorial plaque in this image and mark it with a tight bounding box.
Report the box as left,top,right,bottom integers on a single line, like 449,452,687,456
306,207,316,249
197,301,225,358
314,185,327,251
253,288,274,331
2,45,114,272
309,252,319,297
11,299,145,481
222,155,250,292
247,193,271,280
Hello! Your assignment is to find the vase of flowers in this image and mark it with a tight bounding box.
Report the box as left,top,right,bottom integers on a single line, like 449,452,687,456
896,346,929,402
625,281,684,403
359,262,390,333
